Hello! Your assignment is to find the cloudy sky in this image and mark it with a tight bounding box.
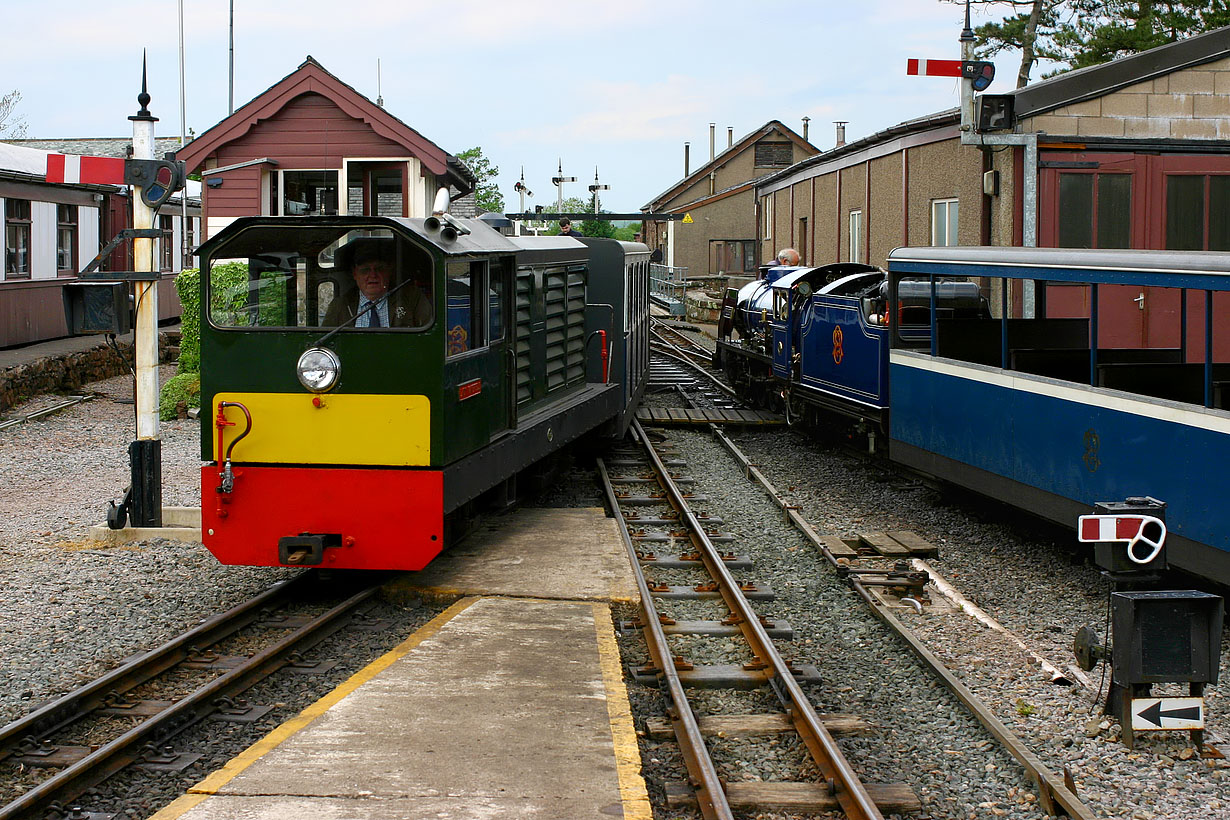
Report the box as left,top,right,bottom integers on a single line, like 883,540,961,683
3,0,1043,213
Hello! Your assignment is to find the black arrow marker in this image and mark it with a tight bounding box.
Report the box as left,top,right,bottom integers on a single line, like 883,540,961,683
1137,701,1201,727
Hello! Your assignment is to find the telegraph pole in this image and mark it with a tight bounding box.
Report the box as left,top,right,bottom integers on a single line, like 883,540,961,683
129,56,162,528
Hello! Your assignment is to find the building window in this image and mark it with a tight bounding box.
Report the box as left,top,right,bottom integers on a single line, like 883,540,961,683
763,196,774,244
5,198,31,278
709,240,757,274
1058,173,1131,249
848,210,863,264
754,141,792,168
160,215,174,271
57,204,78,274
931,199,959,247
185,218,195,261
1165,174,1230,251
281,170,339,216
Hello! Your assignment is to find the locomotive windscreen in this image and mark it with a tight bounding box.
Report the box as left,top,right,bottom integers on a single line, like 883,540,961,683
206,226,434,330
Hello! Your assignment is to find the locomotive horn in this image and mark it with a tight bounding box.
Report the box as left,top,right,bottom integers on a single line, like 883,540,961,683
425,187,451,232
432,187,450,215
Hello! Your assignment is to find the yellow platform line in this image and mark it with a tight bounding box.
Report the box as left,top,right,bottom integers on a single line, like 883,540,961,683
593,602,654,820
148,596,479,820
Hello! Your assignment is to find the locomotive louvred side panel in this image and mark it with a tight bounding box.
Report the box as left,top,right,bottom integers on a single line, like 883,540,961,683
515,272,534,404
543,266,587,391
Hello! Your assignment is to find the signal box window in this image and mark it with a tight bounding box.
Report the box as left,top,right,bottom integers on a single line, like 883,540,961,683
931,199,959,247
281,170,339,216
5,198,31,278
446,260,488,356
57,204,78,274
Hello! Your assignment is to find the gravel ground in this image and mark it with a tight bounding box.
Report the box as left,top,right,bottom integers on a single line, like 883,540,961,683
0,370,446,818
621,325,1230,820
0,371,293,727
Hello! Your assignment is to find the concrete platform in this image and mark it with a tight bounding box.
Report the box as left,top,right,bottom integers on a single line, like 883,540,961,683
87,506,202,546
386,506,639,604
150,507,651,820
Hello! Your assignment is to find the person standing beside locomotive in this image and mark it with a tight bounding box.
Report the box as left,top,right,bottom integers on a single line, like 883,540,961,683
324,237,433,328
558,218,583,237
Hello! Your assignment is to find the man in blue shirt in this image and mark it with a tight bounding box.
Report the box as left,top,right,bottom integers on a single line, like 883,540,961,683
324,237,433,328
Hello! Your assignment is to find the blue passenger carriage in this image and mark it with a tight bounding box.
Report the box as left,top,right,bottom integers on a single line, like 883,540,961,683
887,246,1230,584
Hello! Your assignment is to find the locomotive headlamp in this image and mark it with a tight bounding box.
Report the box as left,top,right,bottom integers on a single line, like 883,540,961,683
297,347,341,393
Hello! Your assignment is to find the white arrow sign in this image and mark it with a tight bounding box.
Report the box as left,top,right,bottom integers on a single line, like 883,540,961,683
1131,697,1204,731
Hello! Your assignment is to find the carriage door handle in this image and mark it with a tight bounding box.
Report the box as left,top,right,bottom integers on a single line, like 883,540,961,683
1134,292,1145,310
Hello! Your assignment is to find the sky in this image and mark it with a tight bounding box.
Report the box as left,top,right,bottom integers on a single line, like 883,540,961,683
2,0,1051,214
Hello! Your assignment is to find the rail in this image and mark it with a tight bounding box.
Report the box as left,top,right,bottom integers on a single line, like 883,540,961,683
0,573,383,820
600,418,889,819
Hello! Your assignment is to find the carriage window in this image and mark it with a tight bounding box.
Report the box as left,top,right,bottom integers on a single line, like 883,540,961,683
446,259,488,355
207,227,433,330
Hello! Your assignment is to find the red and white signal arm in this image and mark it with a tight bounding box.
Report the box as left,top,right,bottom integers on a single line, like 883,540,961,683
907,58,964,78
45,153,126,186
1078,514,1167,565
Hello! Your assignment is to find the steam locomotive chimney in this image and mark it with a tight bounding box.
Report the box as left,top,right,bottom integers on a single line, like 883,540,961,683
727,127,733,148
709,123,715,161
834,121,847,147
802,116,810,142
684,142,690,176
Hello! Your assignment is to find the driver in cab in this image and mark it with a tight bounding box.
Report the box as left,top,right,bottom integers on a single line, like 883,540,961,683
324,237,433,328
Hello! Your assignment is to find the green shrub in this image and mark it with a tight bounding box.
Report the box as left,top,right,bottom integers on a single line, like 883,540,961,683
175,267,202,372
159,371,201,420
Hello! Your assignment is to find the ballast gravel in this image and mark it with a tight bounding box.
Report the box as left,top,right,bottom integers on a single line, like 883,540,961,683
0,372,295,728
624,325,1230,820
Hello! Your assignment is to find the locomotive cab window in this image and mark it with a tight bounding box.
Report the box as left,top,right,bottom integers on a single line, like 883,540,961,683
206,226,434,331
446,259,489,356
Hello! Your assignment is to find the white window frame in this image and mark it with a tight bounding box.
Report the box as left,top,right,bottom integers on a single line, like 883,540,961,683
848,209,863,264
763,195,774,245
278,169,340,216
932,198,959,247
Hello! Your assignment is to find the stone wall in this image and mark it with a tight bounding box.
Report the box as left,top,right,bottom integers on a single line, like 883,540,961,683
1021,56,1230,139
0,333,176,413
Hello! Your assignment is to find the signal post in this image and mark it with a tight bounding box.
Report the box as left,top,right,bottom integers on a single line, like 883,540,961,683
130,69,162,528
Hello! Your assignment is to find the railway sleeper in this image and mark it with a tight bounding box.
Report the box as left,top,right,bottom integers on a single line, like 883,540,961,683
644,712,869,739
650,583,773,600
629,662,821,688
637,552,751,569
664,780,922,814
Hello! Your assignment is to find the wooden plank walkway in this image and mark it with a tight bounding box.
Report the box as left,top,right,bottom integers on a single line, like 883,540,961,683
636,407,784,426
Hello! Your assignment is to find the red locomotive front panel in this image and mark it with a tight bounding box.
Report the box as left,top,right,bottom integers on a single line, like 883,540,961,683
201,465,444,570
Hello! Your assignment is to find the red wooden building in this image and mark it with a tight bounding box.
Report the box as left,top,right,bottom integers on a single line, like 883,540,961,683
177,57,473,241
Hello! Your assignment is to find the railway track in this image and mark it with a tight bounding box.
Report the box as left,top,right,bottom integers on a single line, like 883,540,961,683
0,571,388,820
630,346,1102,819
600,417,918,818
